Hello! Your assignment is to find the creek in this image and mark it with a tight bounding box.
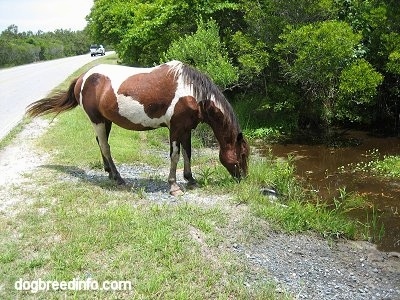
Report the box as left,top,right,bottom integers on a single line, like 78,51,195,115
262,130,400,252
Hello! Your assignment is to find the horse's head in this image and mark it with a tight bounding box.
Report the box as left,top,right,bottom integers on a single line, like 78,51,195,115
219,132,250,181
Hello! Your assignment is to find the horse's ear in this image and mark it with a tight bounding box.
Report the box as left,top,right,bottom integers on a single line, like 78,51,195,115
237,132,249,154
237,132,243,142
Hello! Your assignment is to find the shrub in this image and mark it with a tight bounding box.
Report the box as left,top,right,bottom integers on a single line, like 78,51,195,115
162,19,238,89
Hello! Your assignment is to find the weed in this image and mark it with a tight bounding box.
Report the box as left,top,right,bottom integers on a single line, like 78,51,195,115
372,155,400,178
332,187,369,214
362,206,385,243
197,166,215,187
343,148,400,178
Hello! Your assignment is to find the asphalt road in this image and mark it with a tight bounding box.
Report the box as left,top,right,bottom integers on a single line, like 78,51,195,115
0,53,112,140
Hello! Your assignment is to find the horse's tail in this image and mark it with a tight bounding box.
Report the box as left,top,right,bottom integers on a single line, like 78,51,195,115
26,77,79,118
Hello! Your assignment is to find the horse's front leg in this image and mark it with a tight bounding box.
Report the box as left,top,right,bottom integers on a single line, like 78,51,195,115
181,131,197,188
168,140,184,196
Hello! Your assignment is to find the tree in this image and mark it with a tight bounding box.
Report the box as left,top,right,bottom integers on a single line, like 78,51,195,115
0,26,90,67
162,19,238,89
87,0,240,65
275,20,382,126
337,59,383,122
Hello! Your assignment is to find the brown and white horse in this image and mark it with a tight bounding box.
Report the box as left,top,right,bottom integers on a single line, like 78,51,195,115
26,60,249,195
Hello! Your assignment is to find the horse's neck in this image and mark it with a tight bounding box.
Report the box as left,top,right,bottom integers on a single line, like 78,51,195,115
201,102,236,149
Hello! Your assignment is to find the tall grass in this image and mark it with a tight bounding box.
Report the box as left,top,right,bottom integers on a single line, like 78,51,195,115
197,154,362,240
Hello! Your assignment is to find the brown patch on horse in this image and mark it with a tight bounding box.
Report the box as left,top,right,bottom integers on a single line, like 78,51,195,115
118,65,177,119
170,96,201,135
79,73,148,130
200,101,233,144
73,76,84,100
80,73,109,124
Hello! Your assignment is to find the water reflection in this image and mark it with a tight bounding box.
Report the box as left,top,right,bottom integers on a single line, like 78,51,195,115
262,131,400,252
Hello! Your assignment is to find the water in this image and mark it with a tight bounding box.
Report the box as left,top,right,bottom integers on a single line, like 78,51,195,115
262,131,400,252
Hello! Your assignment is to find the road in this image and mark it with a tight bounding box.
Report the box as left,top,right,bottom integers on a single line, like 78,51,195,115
0,53,112,140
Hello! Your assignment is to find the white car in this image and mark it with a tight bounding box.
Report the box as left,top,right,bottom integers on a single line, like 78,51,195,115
90,44,105,56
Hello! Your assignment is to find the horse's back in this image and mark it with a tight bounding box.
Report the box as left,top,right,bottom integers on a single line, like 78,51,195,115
79,62,192,130
82,64,156,94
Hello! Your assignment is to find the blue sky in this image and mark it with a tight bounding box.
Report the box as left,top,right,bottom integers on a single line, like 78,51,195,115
0,0,93,33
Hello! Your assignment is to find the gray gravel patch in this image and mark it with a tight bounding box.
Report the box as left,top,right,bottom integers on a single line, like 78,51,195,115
232,232,400,300
0,118,51,214
49,162,226,206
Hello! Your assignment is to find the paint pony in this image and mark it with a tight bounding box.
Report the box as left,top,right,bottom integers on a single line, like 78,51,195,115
26,61,249,196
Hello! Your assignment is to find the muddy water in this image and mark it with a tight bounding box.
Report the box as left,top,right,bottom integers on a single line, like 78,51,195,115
263,131,400,252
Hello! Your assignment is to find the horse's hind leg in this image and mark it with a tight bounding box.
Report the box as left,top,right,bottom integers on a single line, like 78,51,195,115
96,121,112,173
93,122,125,185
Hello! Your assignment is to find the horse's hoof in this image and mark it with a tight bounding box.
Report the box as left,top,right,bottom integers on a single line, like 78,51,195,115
170,189,184,197
116,177,126,185
186,181,198,189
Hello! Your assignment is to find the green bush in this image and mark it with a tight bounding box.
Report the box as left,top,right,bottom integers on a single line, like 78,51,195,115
337,59,383,122
162,19,238,89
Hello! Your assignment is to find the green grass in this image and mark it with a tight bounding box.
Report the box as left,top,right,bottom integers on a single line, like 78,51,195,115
0,117,31,150
371,154,400,178
0,131,288,299
0,177,265,299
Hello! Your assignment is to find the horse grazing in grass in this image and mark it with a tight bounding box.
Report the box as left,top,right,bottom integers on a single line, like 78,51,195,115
26,60,249,196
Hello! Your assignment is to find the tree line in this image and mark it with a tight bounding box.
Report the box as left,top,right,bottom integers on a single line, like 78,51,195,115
0,25,90,67
87,0,400,135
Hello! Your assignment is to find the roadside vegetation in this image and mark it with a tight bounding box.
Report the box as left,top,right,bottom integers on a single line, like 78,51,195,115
0,25,90,68
0,55,387,299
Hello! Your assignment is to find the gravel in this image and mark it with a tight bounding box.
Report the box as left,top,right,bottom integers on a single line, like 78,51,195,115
1,119,399,299
54,162,226,206
232,232,400,299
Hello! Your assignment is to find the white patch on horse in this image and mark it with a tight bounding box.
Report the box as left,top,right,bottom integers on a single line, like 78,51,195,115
79,64,156,105
166,60,183,77
116,95,171,128
92,123,111,157
209,93,225,115
171,140,179,158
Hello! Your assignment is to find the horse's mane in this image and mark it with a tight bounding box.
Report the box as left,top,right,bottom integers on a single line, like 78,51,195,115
176,62,240,133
